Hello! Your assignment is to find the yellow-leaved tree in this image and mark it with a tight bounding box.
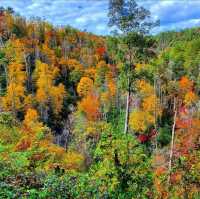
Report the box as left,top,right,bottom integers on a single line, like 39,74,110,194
50,84,66,114
77,77,94,97
129,110,155,132
24,108,39,127
129,80,161,134
1,39,26,115
35,60,65,121
2,62,26,115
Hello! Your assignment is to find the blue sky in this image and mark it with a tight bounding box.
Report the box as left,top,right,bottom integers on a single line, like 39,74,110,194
1,0,200,35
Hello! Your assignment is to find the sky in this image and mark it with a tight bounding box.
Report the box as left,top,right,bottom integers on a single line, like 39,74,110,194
1,0,200,35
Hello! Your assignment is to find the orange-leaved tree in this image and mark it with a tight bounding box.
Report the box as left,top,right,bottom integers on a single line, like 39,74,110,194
78,94,100,121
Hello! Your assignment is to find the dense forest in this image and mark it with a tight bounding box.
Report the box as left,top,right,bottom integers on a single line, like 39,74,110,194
0,1,200,198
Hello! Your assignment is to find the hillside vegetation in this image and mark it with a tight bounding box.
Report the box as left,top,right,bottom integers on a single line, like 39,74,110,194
0,4,200,199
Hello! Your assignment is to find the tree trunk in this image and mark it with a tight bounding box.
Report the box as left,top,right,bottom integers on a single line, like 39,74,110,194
0,36,4,48
24,53,33,93
154,76,158,152
11,87,16,117
0,38,7,88
168,97,177,183
124,77,130,134
24,53,32,92
2,64,8,88
35,46,40,60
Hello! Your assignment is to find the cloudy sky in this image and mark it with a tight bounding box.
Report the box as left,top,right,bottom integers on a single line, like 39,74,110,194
1,0,200,35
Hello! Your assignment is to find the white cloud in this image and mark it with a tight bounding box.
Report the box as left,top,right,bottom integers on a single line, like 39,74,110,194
153,18,200,34
0,0,200,35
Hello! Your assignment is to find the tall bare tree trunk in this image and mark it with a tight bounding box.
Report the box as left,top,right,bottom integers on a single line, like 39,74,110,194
24,53,32,92
168,97,177,183
11,86,16,117
124,77,130,134
154,76,158,152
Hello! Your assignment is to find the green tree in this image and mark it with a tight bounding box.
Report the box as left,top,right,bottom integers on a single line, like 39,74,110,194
108,0,158,134
91,128,153,198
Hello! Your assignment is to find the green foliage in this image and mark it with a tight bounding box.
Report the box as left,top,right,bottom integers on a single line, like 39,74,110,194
9,151,31,170
41,173,76,198
0,6,200,198
36,131,46,141
69,69,83,85
157,125,171,147
0,171,44,199
156,27,200,47
0,182,16,199
0,124,20,144
108,0,158,34
93,127,153,198
0,112,14,127
0,160,16,180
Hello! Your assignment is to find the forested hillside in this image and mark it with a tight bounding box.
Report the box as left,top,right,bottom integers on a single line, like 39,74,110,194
0,3,200,199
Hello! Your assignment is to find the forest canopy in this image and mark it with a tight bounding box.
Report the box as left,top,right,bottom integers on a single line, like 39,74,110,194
0,1,200,198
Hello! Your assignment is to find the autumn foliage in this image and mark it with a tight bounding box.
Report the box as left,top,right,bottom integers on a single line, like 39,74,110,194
77,77,94,97
0,7,200,198
78,94,100,121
